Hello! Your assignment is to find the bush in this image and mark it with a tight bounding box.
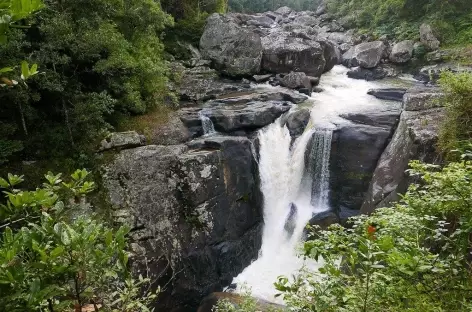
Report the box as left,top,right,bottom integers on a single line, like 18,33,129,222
275,157,472,311
438,71,472,155
0,170,158,311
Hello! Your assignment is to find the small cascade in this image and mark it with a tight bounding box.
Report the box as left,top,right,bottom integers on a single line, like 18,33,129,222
308,129,333,210
199,110,216,135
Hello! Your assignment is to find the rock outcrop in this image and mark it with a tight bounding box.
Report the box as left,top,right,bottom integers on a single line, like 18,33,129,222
200,14,263,76
99,131,146,151
330,102,402,220
102,137,263,311
279,71,319,94
360,108,445,214
367,88,407,102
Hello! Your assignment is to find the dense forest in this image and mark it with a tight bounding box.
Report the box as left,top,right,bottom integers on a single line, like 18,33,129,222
2,0,472,311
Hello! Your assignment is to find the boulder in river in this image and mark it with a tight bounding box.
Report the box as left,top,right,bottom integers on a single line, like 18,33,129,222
279,71,319,94
367,88,407,102
343,41,386,68
420,23,440,51
389,40,414,64
347,64,401,81
200,13,263,77
285,108,311,137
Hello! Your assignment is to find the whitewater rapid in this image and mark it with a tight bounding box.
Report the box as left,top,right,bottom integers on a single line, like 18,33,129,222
232,65,407,303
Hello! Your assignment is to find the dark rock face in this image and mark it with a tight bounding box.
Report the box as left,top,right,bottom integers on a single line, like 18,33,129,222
330,102,402,219
200,14,263,76
360,108,445,214
261,33,326,77
102,137,263,311
321,40,342,72
307,210,339,231
367,88,407,102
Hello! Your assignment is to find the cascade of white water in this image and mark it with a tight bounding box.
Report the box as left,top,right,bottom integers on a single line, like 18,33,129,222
199,110,216,135
309,129,333,210
233,65,399,303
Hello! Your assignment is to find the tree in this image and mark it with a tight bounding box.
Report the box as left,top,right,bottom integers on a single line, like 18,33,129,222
0,170,158,311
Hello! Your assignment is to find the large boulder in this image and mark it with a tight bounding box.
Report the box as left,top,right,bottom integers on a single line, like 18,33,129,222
102,137,263,311
275,6,292,16
343,41,386,68
178,65,250,102
320,40,341,72
200,14,263,76
279,71,319,94
99,131,146,151
284,108,311,137
247,15,275,28
360,108,445,214
389,40,414,64
420,23,440,51
179,100,292,135
261,32,326,77
330,102,402,220
403,91,444,111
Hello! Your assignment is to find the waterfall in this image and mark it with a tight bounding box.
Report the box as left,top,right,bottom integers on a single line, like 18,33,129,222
233,119,331,302
308,129,333,210
199,110,216,135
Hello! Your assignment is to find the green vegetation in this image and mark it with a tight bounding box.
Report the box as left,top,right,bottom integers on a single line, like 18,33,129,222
324,0,472,45
0,170,158,311
274,158,472,311
228,0,321,13
438,72,472,155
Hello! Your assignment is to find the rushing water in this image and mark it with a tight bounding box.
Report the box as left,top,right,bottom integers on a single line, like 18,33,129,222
232,65,407,303
199,110,216,135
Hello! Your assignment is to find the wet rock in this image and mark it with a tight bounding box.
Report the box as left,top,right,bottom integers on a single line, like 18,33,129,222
343,41,386,68
389,40,414,64
285,108,311,137
261,32,326,77
280,71,319,92
253,74,273,83
284,203,298,238
307,210,339,232
367,88,407,102
103,137,263,311
330,102,402,214
420,23,440,51
200,14,263,76
361,108,445,214
179,100,292,135
99,131,146,151
347,64,401,81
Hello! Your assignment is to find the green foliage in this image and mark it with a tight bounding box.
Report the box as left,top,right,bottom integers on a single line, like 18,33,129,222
0,170,158,311
275,157,472,311
228,0,322,13
438,71,472,155
324,0,472,45
0,0,175,164
0,0,44,43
